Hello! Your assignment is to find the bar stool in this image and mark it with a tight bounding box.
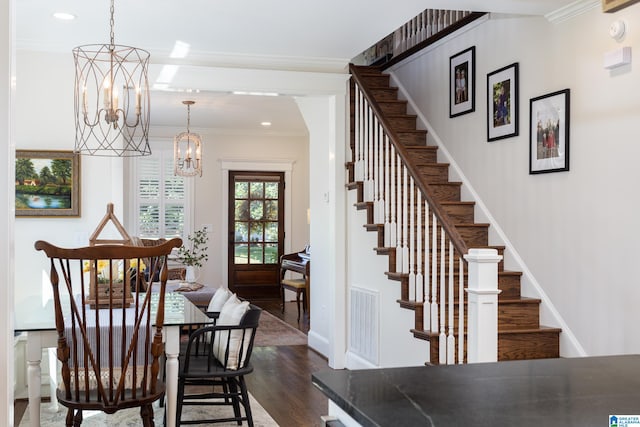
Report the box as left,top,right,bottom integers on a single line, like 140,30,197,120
281,278,307,321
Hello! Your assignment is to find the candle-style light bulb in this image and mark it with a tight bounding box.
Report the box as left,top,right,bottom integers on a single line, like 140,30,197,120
103,80,110,110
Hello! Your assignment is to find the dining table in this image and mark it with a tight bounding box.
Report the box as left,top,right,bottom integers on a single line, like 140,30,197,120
14,290,213,427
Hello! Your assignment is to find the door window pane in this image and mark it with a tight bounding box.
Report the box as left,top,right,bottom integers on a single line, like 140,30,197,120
234,244,248,264
265,243,278,264
235,200,249,220
250,223,264,242
250,182,264,198
250,200,264,220
265,222,278,242
265,182,278,199
235,182,248,199
265,200,278,220
249,243,263,264
235,223,248,242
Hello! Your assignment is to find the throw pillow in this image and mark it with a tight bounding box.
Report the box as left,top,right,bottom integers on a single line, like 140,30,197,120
213,294,251,370
206,288,232,312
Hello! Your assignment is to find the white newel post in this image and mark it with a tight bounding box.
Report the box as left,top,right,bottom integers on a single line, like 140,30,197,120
464,248,502,363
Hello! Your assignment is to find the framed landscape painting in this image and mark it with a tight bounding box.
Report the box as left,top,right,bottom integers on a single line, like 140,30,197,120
529,89,570,174
15,150,81,217
449,46,475,118
487,62,519,142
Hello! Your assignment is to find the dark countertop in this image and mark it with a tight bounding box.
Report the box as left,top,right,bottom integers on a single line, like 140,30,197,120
312,355,640,427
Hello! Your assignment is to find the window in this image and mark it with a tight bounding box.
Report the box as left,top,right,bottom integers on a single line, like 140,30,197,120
131,148,191,238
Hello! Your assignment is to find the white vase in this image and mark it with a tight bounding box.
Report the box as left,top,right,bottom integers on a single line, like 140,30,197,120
185,265,200,284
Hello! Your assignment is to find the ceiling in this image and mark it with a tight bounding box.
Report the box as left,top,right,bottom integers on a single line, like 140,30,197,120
15,0,578,135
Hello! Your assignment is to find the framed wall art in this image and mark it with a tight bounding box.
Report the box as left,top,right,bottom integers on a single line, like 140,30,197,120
602,0,640,12
449,46,475,118
15,150,81,217
487,62,519,142
529,89,570,174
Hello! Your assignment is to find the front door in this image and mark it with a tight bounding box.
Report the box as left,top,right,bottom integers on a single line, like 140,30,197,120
228,171,284,299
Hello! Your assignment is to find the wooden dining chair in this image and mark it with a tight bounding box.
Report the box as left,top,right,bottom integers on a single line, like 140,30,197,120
35,237,182,427
176,304,261,426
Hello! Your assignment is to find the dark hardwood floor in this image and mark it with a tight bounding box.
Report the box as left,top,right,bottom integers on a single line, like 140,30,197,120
14,299,329,426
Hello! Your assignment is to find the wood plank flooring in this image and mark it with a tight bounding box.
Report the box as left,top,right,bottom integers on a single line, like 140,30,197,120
13,300,329,426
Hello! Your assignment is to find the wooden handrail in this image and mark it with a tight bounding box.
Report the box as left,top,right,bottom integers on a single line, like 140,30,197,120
349,64,469,258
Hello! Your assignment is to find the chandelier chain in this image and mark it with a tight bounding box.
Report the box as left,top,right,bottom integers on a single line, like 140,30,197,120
109,0,115,49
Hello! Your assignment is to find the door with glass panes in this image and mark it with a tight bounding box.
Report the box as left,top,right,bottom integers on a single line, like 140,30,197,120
228,171,284,298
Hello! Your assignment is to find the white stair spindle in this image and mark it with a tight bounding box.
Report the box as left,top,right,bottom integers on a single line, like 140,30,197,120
458,254,465,364
415,190,423,305
447,241,455,364
367,105,375,202
395,155,403,272
384,135,391,247
372,116,379,222
423,200,430,332
402,165,409,274
354,85,361,181
362,99,369,197
389,145,397,248
408,176,415,301
439,227,446,364
377,123,385,225
430,213,438,333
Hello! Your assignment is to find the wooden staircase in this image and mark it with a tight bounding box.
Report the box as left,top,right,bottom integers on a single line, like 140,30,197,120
348,65,560,363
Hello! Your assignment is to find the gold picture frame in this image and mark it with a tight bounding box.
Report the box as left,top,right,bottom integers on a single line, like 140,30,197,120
15,150,81,217
602,0,640,12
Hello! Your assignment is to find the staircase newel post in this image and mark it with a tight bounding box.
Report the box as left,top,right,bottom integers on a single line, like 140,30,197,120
464,248,502,363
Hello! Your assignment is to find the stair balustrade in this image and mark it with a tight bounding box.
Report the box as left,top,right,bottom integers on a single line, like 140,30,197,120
351,68,501,365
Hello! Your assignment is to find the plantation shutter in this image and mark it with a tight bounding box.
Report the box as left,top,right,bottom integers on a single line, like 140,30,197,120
134,149,188,238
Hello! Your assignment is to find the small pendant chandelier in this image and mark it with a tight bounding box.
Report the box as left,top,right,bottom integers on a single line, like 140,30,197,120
174,101,203,177
73,0,151,157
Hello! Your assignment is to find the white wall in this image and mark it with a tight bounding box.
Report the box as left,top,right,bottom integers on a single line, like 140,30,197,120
14,51,126,308
389,6,640,356
1,1,15,424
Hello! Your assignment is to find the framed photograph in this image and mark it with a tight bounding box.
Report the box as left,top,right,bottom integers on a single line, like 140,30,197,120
449,46,475,118
487,62,519,142
602,0,640,13
15,150,81,217
529,89,570,174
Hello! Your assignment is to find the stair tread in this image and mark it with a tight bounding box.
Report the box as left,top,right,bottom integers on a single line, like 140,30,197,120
411,326,561,338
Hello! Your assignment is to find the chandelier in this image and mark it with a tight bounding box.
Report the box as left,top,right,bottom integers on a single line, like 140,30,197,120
73,0,151,157
174,101,203,177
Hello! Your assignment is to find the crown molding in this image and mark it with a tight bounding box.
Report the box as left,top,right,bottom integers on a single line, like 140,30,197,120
545,0,600,23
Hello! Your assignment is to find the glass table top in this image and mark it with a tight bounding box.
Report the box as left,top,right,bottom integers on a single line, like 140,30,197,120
14,291,212,332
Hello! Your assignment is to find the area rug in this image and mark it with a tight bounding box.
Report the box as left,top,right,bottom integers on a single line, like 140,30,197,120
254,310,308,346
19,393,278,426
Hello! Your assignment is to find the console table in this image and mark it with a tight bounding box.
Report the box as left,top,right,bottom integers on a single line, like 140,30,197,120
313,355,640,426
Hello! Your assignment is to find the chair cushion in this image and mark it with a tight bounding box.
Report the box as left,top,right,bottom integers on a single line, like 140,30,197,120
213,294,250,370
281,278,306,289
207,287,232,312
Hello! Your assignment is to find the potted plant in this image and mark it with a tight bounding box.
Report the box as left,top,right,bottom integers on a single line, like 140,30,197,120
176,227,209,283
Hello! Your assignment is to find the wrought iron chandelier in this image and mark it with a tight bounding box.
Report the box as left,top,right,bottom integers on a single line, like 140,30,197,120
73,0,151,157
174,101,202,177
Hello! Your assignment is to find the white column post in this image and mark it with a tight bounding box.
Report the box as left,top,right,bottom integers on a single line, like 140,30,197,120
464,248,502,363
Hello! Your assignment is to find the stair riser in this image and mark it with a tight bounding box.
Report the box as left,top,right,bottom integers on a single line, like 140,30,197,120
424,330,560,363
429,184,461,202
441,203,475,223
397,131,427,146
404,299,539,331
358,74,390,87
417,164,449,182
406,148,438,163
498,332,560,360
387,116,417,130
378,101,408,115
369,88,399,101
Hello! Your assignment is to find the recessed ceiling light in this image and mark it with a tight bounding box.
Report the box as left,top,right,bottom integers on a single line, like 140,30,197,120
53,12,76,21
261,121,272,127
